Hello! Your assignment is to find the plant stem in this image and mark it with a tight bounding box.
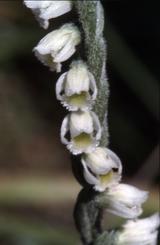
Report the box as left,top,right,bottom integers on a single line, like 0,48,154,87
74,0,109,147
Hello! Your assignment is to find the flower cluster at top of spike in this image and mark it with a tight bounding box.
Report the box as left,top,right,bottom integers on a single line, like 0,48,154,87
24,1,160,244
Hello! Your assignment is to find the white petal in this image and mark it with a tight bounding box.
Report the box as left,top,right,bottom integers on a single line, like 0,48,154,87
34,31,57,55
81,148,122,191
117,213,160,245
105,148,122,174
108,183,148,206
82,147,115,175
102,183,148,218
24,1,72,29
60,111,101,154
106,201,143,219
118,232,158,245
40,1,72,20
56,61,96,111
33,24,80,70
60,113,96,155
54,40,76,63
65,61,90,96
34,26,71,54
60,115,70,145
91,111,102,140
56,72,67,100
82,159,100,186
123,213,160,232
70,111,94,138
24,0,48,9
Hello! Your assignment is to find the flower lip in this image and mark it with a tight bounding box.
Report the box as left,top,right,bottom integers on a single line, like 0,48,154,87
56,60,97,111
33,24,81,72
60,111,101,155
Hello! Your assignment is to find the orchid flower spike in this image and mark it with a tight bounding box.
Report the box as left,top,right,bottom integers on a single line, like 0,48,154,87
34,23,81,72
24,1,72,29
116,213,160,245
81,147,122,192
98,183,148,219
61,111,101,155
56,60,97,111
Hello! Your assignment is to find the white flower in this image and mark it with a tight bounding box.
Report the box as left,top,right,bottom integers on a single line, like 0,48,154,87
61,111,101,155
56,61,97,111
24,1,72,29
116,213,160,245
34,24,81,72
100,183,148,218
81,147,122,192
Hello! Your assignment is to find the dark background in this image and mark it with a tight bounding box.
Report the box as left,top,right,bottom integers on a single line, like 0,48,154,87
0,1,159,244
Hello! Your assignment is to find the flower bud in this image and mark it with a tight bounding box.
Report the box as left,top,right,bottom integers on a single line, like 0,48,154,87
34,24,81,72
61,111,101,155
24,1,72,29
81,147,122,192
98,183,148,218
56,61,97,111
116,213,160,244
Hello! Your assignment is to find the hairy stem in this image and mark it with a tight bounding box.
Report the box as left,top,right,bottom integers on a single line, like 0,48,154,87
74,0,109,147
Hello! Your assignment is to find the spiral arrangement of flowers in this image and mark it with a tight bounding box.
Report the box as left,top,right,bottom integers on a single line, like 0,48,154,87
24,1,159,244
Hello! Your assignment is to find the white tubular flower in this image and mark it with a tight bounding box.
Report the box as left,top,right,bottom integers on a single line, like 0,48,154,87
116,213,160,245
61,111,101,155
102,183,148,219
34,24,81,72
24,1,72,29
56,61,97,111
81,147,122,192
